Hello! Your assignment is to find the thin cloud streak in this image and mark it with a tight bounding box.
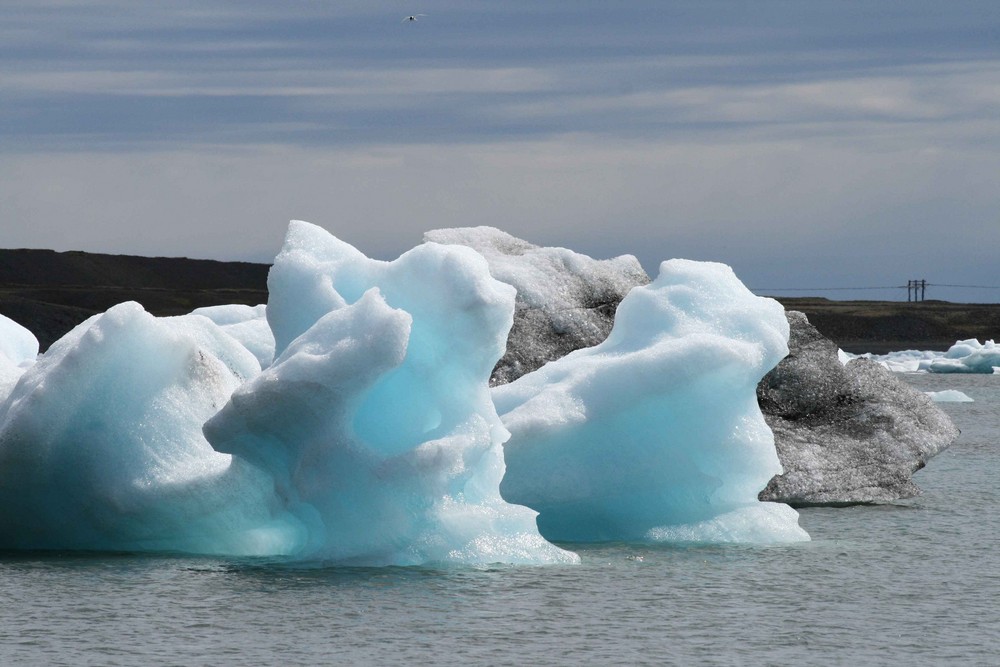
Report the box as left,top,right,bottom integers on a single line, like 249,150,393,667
2,1,999,302
0,66,555,97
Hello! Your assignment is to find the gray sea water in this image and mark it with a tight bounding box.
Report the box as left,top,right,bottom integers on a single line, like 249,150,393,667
1,373,997,666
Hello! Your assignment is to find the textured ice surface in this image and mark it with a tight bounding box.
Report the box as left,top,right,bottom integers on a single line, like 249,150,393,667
0,224,578,565
424,227,649,385
205,221,577,565
758,311,958,505
0,302,300,554
0,313,39,399
494,259,808,544
191,303,274,369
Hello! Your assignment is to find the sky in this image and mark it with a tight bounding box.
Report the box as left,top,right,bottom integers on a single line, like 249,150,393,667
2,1,999,302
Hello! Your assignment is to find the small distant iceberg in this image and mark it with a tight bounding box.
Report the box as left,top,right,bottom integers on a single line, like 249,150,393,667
847,349,941,373
851,339,1000,374
925,390,974,403
920,339,1000,374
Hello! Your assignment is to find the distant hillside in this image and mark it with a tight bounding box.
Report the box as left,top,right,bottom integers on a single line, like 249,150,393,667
0,248,268,350
774,297,1000,354
1,248,997,353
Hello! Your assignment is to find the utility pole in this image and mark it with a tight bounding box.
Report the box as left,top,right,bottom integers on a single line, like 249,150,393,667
908,279,927,302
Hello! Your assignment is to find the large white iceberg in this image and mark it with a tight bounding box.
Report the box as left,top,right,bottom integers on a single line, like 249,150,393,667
0,222,576,565
495,259,808,543
205,221,576,565
0,303,299,554
0,221,809,561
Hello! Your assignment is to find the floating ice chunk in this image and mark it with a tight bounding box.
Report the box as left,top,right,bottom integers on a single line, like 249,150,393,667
0,221,822,559
919,339,1000,374
206,221,578,565
860,339,1000,374
0,302,302,554
850,349,941,373
944,339,983,359
925,390,974,402
759,312,957,505
495,259,808,544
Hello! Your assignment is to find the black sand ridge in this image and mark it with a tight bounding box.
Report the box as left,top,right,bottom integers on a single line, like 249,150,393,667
1,248,997,354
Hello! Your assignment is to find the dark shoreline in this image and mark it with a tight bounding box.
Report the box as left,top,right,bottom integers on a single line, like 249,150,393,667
2,248,997,353
0,248,268,350
771,297,1000,354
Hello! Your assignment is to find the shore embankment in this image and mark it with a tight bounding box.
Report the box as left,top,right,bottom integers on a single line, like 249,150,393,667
773,297,1000,354
0,248,268,350
1,248,997,353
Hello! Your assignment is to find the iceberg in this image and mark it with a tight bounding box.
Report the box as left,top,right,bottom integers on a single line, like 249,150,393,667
845,349,941,373
205,221,576,564
0,220,812,560
920,339,1000,374
0,302,299,555
758,312,957,505
494,259,808,543
851,339,1000,374
0,222,576,565
925,390,974,403
435,227,955,507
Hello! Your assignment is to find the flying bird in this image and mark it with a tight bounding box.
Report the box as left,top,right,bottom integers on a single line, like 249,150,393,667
402,14,427,22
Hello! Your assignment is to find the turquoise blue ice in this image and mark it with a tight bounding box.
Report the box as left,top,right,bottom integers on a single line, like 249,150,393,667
0,221,808,563
495,258,807,543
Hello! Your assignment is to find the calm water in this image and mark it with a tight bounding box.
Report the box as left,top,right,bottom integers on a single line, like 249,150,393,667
1,374,997,666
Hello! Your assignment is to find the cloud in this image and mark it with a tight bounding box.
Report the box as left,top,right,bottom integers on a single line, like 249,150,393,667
2,1,999,302
3,134,997,271
0,66,554,98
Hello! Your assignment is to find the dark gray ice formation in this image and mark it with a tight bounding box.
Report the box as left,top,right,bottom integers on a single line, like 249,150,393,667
756,311,958,505
432,227,958,506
